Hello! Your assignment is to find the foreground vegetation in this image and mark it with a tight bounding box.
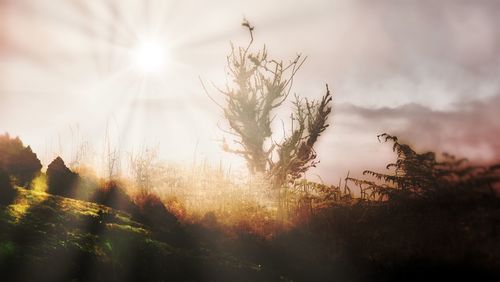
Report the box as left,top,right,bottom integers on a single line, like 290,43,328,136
1,133,499,281
0,187,277,281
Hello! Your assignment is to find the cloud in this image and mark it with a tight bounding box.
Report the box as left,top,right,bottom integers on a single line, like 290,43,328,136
311,94,500,184
338,94,500,162
2,0,499,186
284,0,500,111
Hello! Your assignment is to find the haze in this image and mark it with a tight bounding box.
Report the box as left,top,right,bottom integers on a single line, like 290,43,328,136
1,0,499,184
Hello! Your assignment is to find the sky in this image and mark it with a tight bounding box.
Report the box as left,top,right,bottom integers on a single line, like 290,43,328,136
0,0,499,184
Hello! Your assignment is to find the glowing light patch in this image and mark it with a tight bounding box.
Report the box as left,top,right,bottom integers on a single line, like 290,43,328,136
132,40,168,73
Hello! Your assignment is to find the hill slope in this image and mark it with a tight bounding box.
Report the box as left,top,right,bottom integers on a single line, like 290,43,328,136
0,188,274,282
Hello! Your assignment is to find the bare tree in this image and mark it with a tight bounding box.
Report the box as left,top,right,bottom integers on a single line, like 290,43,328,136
69,123,93,170
206,20,333,189
129,146,160,194
103,123,120,181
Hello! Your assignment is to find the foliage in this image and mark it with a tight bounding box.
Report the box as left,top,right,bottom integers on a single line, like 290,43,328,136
132,192,190,247
210,20,333,188
128,146,164,194
0,169,16,205
347,133,500,201
1,134,500,280
292,134,500,280
73,170,100,201
0,133,42,187
0,188,272,282
132,192,178,228
282,179,353,223
92,180,137,214
270,89,332,188
46,156,79,198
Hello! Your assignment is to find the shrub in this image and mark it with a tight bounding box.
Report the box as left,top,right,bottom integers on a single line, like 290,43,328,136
133,193,178,228
0,133,42,187
0,168,16,205
132,193,190,247
46,157,79,197
163,196,187,219
72,168,100,202
92,180,136,214
347,133,500,202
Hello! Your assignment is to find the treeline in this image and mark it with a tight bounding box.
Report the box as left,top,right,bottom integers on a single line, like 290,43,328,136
0,133,180,236
0,134,41,204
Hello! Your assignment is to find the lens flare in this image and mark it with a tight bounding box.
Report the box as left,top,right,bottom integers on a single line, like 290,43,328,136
132,40,168,73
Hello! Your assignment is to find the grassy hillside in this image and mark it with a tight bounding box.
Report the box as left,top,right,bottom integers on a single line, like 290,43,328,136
0,187,275,282
1,133,499,281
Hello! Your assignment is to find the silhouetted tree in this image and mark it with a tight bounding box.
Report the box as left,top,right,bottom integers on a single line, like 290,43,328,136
92,180,136,214
0,168,16,205
0,133,42,187
348,133,500,201
129,146,162,194
46,156,79,197
133,192,178,228
208,20,332,189
103,124,120,181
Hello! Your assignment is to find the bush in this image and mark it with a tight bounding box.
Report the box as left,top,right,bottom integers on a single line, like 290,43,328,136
72,168,100,202
92,181,136,214
46,157,79,198
133,193,178,228
133,192,193,248
0,133,42,187
0,169,16,205
163,196,187,219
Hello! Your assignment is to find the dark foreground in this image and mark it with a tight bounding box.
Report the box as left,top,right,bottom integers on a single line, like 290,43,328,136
0,186,499,282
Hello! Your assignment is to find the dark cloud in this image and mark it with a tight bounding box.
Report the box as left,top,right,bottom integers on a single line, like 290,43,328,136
337,94,500,163
311,94,500,185
288,0,500,110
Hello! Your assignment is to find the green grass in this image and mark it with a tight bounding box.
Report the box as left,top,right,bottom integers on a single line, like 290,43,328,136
0,187,274,281
0,188,150,260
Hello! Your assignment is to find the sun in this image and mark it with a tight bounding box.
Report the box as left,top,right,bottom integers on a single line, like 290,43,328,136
132,39,169,74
